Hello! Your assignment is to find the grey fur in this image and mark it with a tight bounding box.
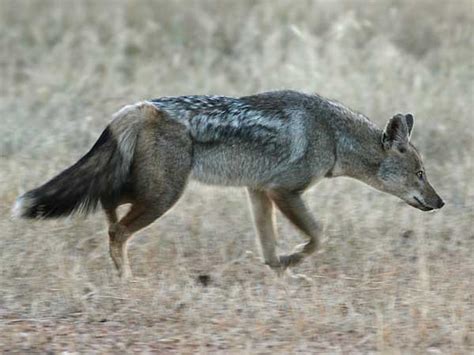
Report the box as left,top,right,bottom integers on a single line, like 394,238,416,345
14,90,444,278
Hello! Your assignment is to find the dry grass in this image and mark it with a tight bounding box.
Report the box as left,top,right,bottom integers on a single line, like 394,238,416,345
1,0,473,353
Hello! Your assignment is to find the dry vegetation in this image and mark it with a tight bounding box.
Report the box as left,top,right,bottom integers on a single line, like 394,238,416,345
1,0,473,353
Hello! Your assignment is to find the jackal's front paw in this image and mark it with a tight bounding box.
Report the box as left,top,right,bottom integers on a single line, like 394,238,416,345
264,259,285,275
279,252,304,268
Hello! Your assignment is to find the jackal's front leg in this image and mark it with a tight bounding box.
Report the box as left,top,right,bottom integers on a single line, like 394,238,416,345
268,190,321,269
247,189,283,273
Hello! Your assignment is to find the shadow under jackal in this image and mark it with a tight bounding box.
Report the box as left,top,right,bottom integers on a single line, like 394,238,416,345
13,90,444,278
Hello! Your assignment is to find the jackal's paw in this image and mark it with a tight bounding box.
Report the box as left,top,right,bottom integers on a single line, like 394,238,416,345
286,269,314,284
119,267,133,282
279,253,304,268
264,260,285,276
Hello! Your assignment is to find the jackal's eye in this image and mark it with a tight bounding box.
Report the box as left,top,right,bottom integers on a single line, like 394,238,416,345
416,171,424,180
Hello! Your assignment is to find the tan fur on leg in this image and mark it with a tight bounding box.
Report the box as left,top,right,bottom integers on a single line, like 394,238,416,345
247,189,282,273
268,190,322,269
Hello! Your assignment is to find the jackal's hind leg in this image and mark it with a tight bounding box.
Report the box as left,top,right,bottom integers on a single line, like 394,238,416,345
247,189,282,273
105,104,192,279
105,206,135,279
268,190,321,269
106,192,187,280
108,227,133,279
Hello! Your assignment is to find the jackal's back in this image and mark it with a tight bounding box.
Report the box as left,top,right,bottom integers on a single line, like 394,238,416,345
150,91,336,188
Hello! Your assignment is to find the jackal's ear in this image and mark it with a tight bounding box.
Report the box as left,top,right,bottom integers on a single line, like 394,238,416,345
405,113,414,137
382,113,414,151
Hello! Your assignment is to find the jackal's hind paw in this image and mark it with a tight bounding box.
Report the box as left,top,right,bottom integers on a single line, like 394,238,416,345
118,265,133,281
279,253,304,268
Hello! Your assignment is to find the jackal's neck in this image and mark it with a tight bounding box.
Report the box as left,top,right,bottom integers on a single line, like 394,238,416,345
331,113,385,186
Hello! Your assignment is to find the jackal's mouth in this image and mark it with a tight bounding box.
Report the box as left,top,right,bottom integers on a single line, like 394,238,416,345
411,196,434,211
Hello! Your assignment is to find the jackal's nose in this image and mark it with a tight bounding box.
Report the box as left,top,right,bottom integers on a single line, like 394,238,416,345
437,198,445,209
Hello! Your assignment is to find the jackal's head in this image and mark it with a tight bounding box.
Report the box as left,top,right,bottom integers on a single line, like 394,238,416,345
376,113,444,211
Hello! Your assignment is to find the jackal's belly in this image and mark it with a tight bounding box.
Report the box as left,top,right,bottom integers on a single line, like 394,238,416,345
190,142,290,187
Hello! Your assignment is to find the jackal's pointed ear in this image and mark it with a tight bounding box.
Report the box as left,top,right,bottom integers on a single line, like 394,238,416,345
405,113,414,137
382,113,414,151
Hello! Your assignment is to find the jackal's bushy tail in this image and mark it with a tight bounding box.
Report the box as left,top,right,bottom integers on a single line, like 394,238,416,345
13,104,144,219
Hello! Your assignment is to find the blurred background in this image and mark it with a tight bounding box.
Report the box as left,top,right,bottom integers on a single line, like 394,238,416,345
0,0,472,353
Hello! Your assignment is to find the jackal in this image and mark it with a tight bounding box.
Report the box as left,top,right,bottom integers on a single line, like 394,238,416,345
13,90,444,278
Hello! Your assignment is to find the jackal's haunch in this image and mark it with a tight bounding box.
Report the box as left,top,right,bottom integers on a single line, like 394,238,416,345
13,90,444,278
